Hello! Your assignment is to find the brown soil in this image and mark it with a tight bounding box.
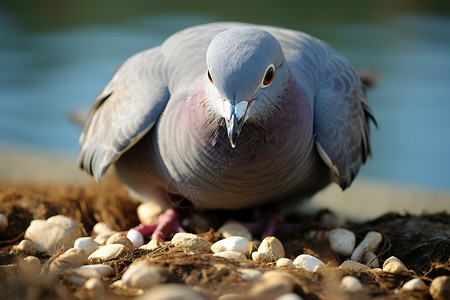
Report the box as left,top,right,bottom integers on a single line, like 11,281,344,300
0,176,449,300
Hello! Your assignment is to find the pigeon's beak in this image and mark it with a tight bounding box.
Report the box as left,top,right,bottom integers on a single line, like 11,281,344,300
223,100,252,148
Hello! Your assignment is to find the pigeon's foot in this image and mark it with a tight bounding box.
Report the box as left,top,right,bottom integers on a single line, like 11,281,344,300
124,208,185,242
243,210,300,239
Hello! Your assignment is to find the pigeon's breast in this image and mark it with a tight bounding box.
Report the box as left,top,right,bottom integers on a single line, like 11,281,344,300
156,78,329,209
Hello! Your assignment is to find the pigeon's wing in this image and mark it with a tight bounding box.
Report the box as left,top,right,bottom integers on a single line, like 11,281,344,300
78,46,170,182
313,50,376,189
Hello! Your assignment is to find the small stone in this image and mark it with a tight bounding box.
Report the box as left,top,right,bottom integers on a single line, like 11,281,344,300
92,222,114,235
274,293,304,300
339,260,371,271
171,233,210,253
19,256,41,274
328,228,356,257
17,239,37,256
106,232,135,249
137,202,163,224
350,231,382,262
0,213,8,234
276,258,294,268
83,277,105,298
238,268,262,281
430,276,450,300
214,250,247,261
70,264,115,285
74,237,101,256
122,262,166,289
382,256,409,274
141,238,164,250
293,254,325,272
127,229,145,248
400,278,427,292
89,244,126,261
340,276,363,292
252,236,285,262
136,283,209,300
217,221,252,241
319,211,345,227
94,232,115,244
50,248,88,274
217,294,241,300
249,270,294,298
363,252,379,268
211,236,251,257
25,215,82,255
304,230,328,240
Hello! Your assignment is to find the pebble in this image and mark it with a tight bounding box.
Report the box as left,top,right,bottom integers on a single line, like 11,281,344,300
92,222,115,235
0,213,8,234
70,264,115,285
74,237,101,256
293,254,325,272
430,276,450,300
213,250,247,261
304,230,329,240
339,260,371,271
252,236,285,262
49,248,88,274
238,268,262,281
136,283,210,300
217,221,252,241
106,232,135,249
24,215,82,255
140,238,164,250
249,270,294,297
276,258,294,268
137,202,163,224
319,211,345,227
88,244,126,261
19,256,41,274
122,262,167,289
83,277,105,298
127,229,145,248
328,228,356,257
171,233,210,253
400,278,427,292
382,256,409,274
363,252,379,268
350,231,382,262
16,239,37,256
94,232,115,245
211,236,252,257
340,276,363,292
274,293,304,300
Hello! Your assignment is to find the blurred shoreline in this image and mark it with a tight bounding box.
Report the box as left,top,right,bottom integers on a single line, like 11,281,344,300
0,150,448,221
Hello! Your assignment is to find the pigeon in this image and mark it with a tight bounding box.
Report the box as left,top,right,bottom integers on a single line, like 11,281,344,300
79,22,375,239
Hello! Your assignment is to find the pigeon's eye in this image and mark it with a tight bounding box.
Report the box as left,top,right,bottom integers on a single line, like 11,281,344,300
262,65,275,87
207,70,213,83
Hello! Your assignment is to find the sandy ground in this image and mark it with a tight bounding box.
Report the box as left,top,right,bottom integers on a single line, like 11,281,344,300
1,150,448,221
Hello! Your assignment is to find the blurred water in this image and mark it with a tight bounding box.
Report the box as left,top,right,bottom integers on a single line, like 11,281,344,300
0,7,449,191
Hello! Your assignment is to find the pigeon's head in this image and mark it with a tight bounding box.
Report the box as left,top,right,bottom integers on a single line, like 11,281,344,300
205,26,288,148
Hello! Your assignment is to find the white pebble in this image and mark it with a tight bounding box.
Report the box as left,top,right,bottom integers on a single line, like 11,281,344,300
214,250,247,261
83,277,105,297
127,229,144,248
49,248,88,274
400,278,427,292
293,254,325,272
363,252,379,268
94,232,115,244
238,268,262,281
20,256,41,274
92,222,114,235
340,276,363,292
217,221,252,241
17,239,37,256
24,215,82,255
211,236,251,257
339,260,371,271
276,258,294,268
122,262,166,289
252,236,285,262
350,231,382,262
70,264,114,285
74,237,100,256
137,202,163,224
249,270,294,297
382,256,409,274
328,228,356,257
319,211,345,227
430,275,450,300
0,213,8,233
274,293,304,300
88,244,126,261
140,238,164,250
106,232,135,249
171,233,210,253
136,284,209,300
